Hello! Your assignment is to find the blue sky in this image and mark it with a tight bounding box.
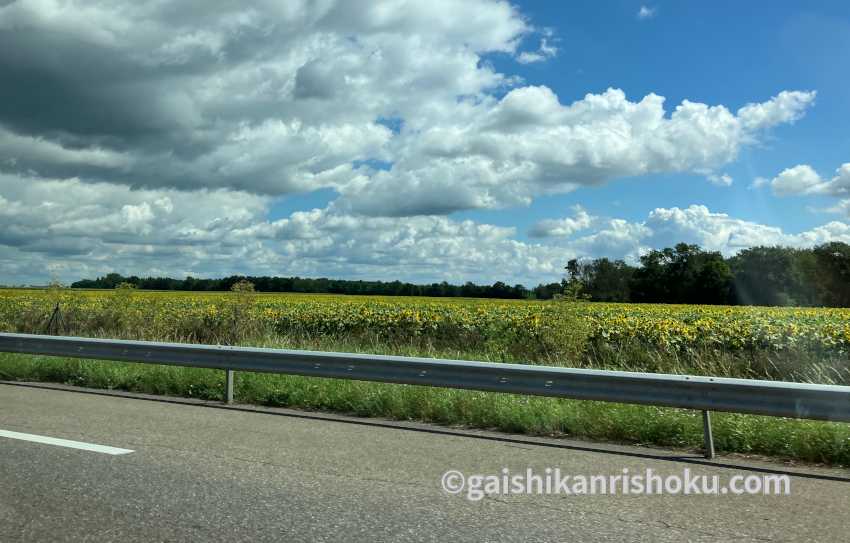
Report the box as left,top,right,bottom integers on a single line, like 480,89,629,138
1,1,849,285
271,0,850,237
499,0,849,235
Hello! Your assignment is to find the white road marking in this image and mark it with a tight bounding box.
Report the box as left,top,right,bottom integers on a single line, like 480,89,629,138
0,429,134,455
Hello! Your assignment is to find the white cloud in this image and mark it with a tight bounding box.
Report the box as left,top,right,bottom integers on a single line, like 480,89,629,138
0,0,529,196
571,219,653,262
0,172,568,286
0,1,834,286
338,87,815,215
706,173,733,187
737,90,816,132
771,164,823,195
0,173,268,251
638,6,657,20
770,162,850,197
0,0,816,218
529,206,594,237
516,37,558,64
540,204,850,264
642,205,789,253
3,172,850,286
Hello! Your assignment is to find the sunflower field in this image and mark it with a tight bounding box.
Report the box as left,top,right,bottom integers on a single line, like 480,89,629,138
3,287,850,463
1,287,849,382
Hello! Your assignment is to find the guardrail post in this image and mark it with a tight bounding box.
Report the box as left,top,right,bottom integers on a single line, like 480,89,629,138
225,369,235,404
702,410,715,459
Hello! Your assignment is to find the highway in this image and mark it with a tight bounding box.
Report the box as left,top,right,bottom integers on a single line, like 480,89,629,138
1,382,849,542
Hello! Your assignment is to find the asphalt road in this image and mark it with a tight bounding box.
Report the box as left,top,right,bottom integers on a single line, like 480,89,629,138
1,383,849,542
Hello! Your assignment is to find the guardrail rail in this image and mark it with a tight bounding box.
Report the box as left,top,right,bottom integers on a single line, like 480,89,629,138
3,332,850,458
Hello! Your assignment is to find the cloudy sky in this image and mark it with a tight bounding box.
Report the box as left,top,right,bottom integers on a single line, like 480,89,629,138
1,0,849,286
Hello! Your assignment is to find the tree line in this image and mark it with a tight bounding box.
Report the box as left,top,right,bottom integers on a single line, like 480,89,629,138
71,274,533,299
71,241,850,306
561,241,850,307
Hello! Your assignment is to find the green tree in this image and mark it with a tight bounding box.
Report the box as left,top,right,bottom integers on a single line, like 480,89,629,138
728,246,817,306
812,242,850,307
584,258,634,302
630,244,732,304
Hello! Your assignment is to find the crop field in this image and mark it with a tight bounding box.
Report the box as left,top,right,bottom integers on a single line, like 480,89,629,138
2,287,850,463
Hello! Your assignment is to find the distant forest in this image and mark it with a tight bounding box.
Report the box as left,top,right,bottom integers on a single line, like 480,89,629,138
72,241,850,307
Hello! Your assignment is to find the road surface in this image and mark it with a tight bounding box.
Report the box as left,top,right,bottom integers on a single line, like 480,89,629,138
1,382,848,542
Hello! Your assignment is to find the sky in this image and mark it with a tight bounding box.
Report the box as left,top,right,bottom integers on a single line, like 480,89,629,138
1,0,849,286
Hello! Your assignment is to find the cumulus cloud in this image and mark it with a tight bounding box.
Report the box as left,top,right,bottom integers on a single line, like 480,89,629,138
0,172,569,286
766,161,850,220
3,170,850,286
0,0,815,217
570,219,653,262
0,172,267,253
0,0,831,285
529,206,594,237
0,0,527,195
770,165,823,195
736,90,816,132
769,162,850,197
338,87,815,215
536,204,850,263
642,205,790,253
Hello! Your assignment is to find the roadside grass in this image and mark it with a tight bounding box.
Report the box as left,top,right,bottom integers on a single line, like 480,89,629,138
2,336,850,466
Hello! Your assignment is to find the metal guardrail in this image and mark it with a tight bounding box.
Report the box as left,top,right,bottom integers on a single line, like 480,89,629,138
2,332,850,458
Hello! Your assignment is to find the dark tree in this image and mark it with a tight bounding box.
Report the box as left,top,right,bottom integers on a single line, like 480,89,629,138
728,246,817,306
812,242,850,307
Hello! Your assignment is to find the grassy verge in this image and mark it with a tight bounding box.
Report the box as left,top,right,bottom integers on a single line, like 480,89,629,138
2,336,850,466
